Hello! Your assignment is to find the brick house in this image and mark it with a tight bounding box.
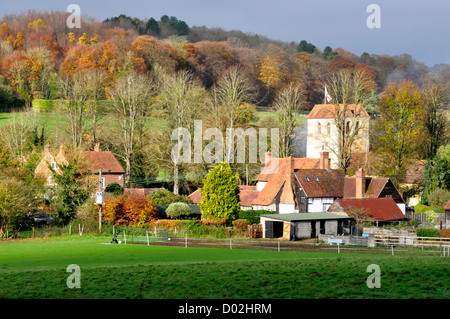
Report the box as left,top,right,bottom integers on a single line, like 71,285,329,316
34,142,69,186
84,143,125,191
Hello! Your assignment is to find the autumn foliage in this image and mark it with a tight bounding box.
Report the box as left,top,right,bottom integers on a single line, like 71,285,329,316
104,194,158,226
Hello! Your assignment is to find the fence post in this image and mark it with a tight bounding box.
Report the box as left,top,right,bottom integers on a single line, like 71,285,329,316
230,239,232,250
392,245,394,256
185,232,187,248
124,230,127,244
146,231,149,245
278,241,280,252
338,243,340,254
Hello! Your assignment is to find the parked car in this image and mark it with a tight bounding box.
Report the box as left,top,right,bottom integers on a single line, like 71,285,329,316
32,211,54,226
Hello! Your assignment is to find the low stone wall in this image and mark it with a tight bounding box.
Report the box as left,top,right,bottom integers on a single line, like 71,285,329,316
363,227,417,237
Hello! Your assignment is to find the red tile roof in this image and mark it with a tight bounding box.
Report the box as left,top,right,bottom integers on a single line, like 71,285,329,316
189,185,260,207
257,157,320,181
84,151,125,174
445,199,450,211
295,169,345,198
365,178,389,198
331,198,404,221
307,104,369,119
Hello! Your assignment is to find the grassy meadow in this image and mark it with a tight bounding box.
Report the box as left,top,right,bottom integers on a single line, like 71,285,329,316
0,235,448,299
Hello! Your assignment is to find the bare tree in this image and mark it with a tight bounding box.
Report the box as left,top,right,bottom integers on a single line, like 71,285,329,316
60,72,91,148
158,70,208,194
109,72,154,187
210,67,253,163
322,69,373,173
274,83,306,157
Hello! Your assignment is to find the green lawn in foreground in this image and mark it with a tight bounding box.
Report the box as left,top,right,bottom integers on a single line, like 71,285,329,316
0,235,448,299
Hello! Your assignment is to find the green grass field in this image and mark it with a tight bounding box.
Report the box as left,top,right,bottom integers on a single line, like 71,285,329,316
0,235,448,299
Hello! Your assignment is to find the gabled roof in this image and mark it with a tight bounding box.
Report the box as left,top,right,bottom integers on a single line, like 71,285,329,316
252,158,296,206
256,157,320,181
330,198,404,221
445,199,450,211
84,151,125,174
307,104,369,119
295,169,345,198
364,178,390,198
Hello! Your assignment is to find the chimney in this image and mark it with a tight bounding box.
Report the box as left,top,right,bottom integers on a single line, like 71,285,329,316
320,152,330,170
264,151,272,167
44,142,50,155
94,143,101,152
286,156,293,188
356,168,365,199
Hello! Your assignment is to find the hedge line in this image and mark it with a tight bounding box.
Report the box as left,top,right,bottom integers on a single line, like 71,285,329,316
32,99,114,112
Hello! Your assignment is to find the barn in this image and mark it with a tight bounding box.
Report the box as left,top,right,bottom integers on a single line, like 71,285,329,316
260,213,352,240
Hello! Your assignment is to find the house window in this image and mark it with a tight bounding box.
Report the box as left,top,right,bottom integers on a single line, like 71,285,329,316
51,162,58,170
300,197,306,204
49,176,54,185
307,198,313,204
327,122,331,135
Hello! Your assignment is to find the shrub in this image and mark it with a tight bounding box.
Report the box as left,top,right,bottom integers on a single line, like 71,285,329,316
413,203,433,215
166,202,193,219
417,228,440,237
232,219,249,231
424,210,439,223
148,188,192,206
199,218,228,227
76,197,97,221
440,229,450,238
237,210,275,224
104,183,124,196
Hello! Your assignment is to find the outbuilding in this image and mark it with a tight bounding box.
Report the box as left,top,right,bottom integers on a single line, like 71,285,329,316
260,213,352,240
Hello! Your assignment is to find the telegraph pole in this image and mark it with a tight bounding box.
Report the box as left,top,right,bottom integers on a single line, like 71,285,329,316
92,169,110,233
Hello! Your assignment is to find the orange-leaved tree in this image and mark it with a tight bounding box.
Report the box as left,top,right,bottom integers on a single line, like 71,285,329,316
104,194,158,226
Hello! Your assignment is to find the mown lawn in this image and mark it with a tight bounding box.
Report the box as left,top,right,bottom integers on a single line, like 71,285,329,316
0,235,448,299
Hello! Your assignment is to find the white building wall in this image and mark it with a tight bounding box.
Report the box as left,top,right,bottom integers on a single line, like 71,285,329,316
307,197,335,213
306,117,369,169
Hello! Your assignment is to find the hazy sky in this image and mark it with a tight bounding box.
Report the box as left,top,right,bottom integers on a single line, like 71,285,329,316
1,0,449,66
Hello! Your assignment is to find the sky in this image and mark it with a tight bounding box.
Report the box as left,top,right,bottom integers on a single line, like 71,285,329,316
1,0,449,66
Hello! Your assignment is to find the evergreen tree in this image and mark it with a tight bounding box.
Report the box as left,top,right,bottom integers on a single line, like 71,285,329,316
146,17,160,36
50,159,91,225
199,162,240,223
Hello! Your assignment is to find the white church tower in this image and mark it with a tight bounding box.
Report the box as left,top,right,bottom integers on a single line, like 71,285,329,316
306,104,370,169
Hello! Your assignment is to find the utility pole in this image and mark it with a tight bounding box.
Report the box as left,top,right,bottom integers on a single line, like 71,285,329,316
92,169,110,233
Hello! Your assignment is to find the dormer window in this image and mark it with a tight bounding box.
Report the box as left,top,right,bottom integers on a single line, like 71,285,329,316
51,162,58,170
